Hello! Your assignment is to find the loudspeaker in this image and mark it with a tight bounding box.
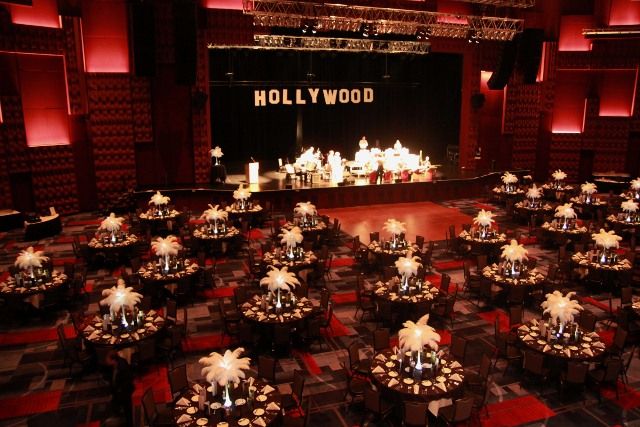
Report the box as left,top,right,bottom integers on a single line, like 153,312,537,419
173,0,197,85
131,1,156,77
487,36,519,90
518,28,544,84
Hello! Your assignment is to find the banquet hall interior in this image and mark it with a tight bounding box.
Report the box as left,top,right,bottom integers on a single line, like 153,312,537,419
1,0,640,426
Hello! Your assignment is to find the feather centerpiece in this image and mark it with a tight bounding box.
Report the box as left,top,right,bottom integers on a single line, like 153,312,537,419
501,171,518,185
259,266,300,293
592,228,622,250
382,218,407,240
399,314,441,353
100,278,142,314
280,227,303,250
294,201,317,222
151,235,182,257
554,203,577,219
631,178,640,191
552,169,567,181
500,239,528,263
621,199,639,213
99,212,125,233
148,190,170,206
200,348,251,406
581,182,597,195
526,184,542,200
15,246,49,277
541,291,583,326
210,146,224,158
201,204,228,230
233,185,251,201
473,209,495,228
395,252,422,278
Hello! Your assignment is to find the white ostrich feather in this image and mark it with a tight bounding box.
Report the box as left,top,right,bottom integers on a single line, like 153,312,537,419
100,279,142,312
592,228,622,249
14,246,49,270
99,212,125,232
294,201,317,217
399,314,441,352
233,185,251,201
259,266,300,293
552,170,567,181
554,203,577,219
210,146,224,158
581,182,597,194
201,204,228,222
631,178,640,191
501,172,518,184
395,252,422,277
473,210,495,228
541,291,583,325
151,235,182,257
148,191,170,206
280,227,303,248
500,239,529,263
382,218,407,236
622,199,639,213
526,184,542,199
200,348,251,386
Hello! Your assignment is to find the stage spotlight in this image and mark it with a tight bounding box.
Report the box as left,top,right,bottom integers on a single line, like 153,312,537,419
416,27,430,40
301,19,318,35
361,23,371,37
467,29,481,43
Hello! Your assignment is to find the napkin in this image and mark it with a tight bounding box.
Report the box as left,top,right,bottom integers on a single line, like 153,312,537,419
279,315,284,322
266,402,280,411
258,315,267,321
392,346,398,355
435,382,447,392
242,302,252,310
375,354,387,362
148,324,158,332
262,385,275,395
193,384,203,393
254,417,266,426
592,342,605,349
450,373,463,382
132,332,140,340
154,316,163,323
564,349,571,357
88,331,100,340
110,337,117,344
84,325,95,332
518,325,529,332
388,378,399,387
583,348,594,357
293,312,302,318
449,361,461,369
299,297,308,303
543,345,551,352
411,296,417,303
531,319,538,326
522,335,534,341
176,414,192,423
372,366,385,374
430,287,439,294
176,397,190,406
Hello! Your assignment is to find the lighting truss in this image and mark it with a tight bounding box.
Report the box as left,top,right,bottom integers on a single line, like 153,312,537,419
245,34,431,54
449,0,535,7
244,0,524,41
582,26,640,39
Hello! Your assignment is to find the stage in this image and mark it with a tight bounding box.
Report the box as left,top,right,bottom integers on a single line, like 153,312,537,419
133,166,527,212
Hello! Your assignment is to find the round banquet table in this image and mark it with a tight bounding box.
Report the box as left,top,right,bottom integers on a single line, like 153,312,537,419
481,264,546,290
88,233,139,262
571,251,633,288
367,241,421,268
539,221,589,247
137,259,200,286
139,208,182,236
370,350,465,415
373,278,439,321
541,183,574,202
458,230,507,261
241,295,315,325
226,203,264,226
193,225,240,254
173,379,281,427
81,309,165,362
261,250,318,274
514,200,554,224
568,197,608,219
516,319,605,361
607,214,640,234
281,220,327,243
0,270,68,309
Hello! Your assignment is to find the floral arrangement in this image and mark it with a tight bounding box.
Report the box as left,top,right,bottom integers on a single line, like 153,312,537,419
631,178,640,191
152,235,182,270
541,290,583,326
399,314,441,352
100,278,142,315
200,348,251,407
148,191,170,206
99,212,125,233
259,266,299,293
294,202,317,222
383,218,406,240
15,246,49,277
552,169,567,182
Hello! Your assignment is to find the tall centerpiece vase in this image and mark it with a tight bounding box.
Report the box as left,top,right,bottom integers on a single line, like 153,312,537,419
223,383,232,408
401,274,410,292
111,230,117,243
213,219,219,234
163,255,170,272
480,225,488,239
215,157,220,166
287,245,295,260
28,266,35,279
121,306,128,328
598,247,615,265
275,289,282,310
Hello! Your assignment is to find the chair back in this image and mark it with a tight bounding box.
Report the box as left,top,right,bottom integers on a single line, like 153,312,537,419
56,324,68,352
440,273,451,294
415,235,425,251
478,353,492,380
136,338,156,365
348,342,362,368
450,335,467,363
320,289,331,311
403,401,428,426
382,266,397,281
292,370,306,402
166,299,178,323
373,328,390,352
234,286,248,307
476,254,488,270
258,355,276,382
463,260,471,280
620,287,633,306
369,231,379,243
452,397,474,422
613,328,628,351
364,385,382,413
579,310,596,332
604,357,623,382
546,264,558,282
509,305,523,328
168,365,189,397
506,285,526,306
141,388,158,424
274,324,291,347
523,350,545,375
566,361,588,384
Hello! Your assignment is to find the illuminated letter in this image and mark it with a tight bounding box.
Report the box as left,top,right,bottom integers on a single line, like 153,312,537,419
282,89,292,105
338,89,349,103
323,89,337,105
268,89,280,105
364,88,374,103
308,88,320,103
351,89,361,104
254,90,266,107
296,89,306,105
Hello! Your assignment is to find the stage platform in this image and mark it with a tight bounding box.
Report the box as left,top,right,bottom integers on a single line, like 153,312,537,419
133,166,529,212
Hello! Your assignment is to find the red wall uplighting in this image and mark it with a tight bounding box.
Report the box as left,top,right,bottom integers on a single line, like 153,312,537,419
608,0,640,26
81,0,130,73
202,0,243,10
558,15,593,52
18,54,70,147
436,0,470,24
598,69,638,117
9,0,61,29
552,71,588,134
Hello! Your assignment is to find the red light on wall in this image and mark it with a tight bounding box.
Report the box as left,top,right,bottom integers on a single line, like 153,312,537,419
9,0,61,29
609,0,640,26
437,0,470,24
552,71,588,134
536,42,548,82
202,0,243,10
18,54,70,147
599,69,638,117
0,100,3,124
82,0,129,73
558,15,593,52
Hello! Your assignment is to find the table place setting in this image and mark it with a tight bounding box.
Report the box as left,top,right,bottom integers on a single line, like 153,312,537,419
226,185,262,214
571,229,632,272
195,204,240,240
1,247,68,298
140,191,180,220
374,277,438,304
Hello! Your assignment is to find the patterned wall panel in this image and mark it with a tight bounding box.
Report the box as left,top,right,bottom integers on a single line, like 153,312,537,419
131,77,153,143
155,0,175,65
193,31,212,185
86,74,136,209
29,145,79,213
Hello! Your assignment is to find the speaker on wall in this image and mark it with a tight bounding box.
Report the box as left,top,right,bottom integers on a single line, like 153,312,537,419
131,1,156,77
487,36,519,90
173,0,197,85
518,28,544,84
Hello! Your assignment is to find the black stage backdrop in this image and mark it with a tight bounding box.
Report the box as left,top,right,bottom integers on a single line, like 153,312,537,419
209,49,462,169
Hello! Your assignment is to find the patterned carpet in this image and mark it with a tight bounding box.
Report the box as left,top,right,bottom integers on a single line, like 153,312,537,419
0,197,639,427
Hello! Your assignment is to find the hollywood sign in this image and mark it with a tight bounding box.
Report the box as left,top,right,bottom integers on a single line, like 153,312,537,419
254,87,374,107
